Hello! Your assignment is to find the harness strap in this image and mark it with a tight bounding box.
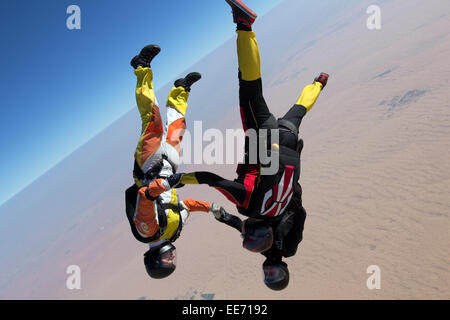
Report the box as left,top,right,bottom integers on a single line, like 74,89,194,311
274,211,295,251
125,185,162,244
277,119,299,137
159,203,184,212
155,198,184,243
144,189,159,201
133,155,168,184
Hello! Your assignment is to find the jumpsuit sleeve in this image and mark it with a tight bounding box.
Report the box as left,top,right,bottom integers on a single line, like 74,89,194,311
180,171,251,208
178,199,210,226
181,199,211,213
216,212,243,233
142,178,170,199
180,198,243,232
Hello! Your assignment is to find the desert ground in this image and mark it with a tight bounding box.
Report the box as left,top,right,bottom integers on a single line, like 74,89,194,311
0,0,449,299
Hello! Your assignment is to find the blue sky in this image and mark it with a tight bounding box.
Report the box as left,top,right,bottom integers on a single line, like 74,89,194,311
0,0,283,205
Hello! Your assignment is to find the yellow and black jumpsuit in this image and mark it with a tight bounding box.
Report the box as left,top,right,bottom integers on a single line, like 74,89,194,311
178,29,324,219
125,66,212,244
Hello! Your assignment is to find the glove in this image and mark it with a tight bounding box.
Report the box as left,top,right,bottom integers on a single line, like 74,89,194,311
210,203,226,220
166,173,185,189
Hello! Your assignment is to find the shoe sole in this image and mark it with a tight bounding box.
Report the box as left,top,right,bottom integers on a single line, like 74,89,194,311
225,0,258,20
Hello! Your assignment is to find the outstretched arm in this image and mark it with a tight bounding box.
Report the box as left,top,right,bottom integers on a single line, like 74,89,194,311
178,199,242,233
180,172,253,208
181,198,211,213
209,204,243,233
176,198,211,225
142,172,247,208
219,212,243,233
146,171,253,210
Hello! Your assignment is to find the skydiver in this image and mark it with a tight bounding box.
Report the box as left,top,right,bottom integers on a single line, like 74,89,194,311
125,45,225,279
210,206,306,291
147,0,330,290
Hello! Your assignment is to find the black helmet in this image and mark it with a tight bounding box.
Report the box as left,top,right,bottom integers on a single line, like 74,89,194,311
144,241,177,279
262,259,289,291
242,219,274,253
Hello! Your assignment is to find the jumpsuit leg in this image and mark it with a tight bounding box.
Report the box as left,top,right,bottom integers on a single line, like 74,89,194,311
130,67,164,239
278,81,324,150
236,30,279,177
216,211,243,233
179,31,278,210
134,66,164,184
165,86,189,155
237,30,275,131
163,86,190,218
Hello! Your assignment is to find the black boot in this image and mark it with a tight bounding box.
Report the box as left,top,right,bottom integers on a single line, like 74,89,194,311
174,72,202,92
225,0,258,29
314,72,330,89
130,44,161,69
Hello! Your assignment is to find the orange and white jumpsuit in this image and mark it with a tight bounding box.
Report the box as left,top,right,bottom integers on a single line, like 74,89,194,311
126,66,211,245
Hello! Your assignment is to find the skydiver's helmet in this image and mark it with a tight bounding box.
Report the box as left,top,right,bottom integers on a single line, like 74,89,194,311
262,259,290,291
241,219,274,253
143,241,177,279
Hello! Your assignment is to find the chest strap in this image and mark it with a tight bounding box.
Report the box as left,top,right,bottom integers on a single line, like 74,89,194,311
156,199,184,243
133,154,171,184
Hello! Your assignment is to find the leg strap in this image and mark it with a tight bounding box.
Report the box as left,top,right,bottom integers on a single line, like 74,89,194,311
277,119,298,137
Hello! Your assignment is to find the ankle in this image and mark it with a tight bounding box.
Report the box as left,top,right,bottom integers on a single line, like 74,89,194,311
236,22,252,31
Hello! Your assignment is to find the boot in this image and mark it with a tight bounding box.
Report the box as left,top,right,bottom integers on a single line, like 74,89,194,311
314,72,330,89
225,0,258,29
174,72,202,92
130,44,161,69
